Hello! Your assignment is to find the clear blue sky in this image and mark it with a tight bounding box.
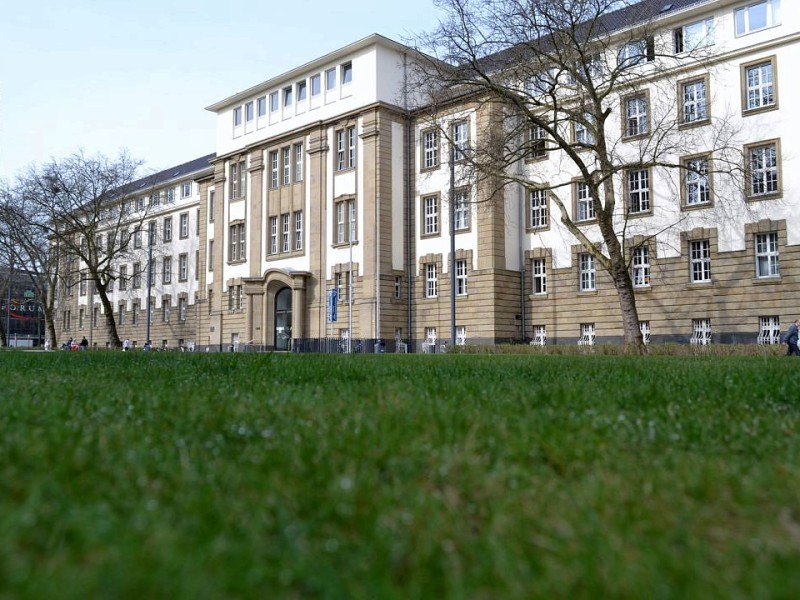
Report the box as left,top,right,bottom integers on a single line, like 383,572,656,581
0,0,444,181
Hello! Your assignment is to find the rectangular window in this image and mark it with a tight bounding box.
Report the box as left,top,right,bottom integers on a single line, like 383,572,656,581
747,141,780,198
119,265,128,291
690,239,711,282
325,68,336,91
626,168,651,215
624,93,648,137
163,300,170,323
195,250,199,280
208,240,214,271
311,74,321,96
179,253,188,281
735,0,781,36
456,259,468,296
758,316,781,345
181,182,192,198
456,326,467,346
283,86,293,108
743,58,776,112
229,159,246,199
334,198,357,244
395,276,402,299
579,253,596,291
336,126,356,171
118,304,125,326
423,195,439,236
179,212,189,238
270,150,279,188
132,262,141,289
245,101,254,122
282,147,291,185
179,298,187,322
229,223,246,262
533,258,547,294
425,263,438,298
690,319,712,345
529,189,549,230
162,257,172,284
257,96,267,117
578,323,596,346
208,190,215,222
618,38,654,67
452,121,468,161
529,124,547,158
680,78,709,124
575,182,595,222
79,273,87,296
294,142,304,182
269,216,278,255
166,188,175,204
297,81,307,102
269,92,279,113
640,321,651,345
132,302,139,326
755,231,780,278
454,189,469,231
281,213,290,253
294,211,303,251
341,62,353,85
422,129,439,169
134,228,142,249
684,156,711,207
674,18,714,52
573,113,595,145
632,246,650,287
233,106,242,127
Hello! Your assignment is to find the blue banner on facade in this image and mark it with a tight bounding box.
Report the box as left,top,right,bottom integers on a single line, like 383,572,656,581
328,288,338,322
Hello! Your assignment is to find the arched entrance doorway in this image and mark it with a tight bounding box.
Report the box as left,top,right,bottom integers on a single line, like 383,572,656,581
274,287,292,351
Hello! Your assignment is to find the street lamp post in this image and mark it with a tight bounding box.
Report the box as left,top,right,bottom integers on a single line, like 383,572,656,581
145,227,154,347
5,259,13,348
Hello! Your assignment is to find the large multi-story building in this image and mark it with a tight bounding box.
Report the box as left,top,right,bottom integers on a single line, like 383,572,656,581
57,0,799,349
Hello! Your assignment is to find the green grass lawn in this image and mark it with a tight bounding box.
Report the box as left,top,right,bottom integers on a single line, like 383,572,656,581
1,351,799,599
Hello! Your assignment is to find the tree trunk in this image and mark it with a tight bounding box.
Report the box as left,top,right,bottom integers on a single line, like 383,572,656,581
95,282,121,348
44,307,58,349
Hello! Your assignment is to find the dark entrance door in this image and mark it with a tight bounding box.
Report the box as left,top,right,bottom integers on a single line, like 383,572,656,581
274,287,292,350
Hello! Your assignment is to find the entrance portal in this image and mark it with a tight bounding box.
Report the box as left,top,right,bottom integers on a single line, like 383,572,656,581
274,287,292,351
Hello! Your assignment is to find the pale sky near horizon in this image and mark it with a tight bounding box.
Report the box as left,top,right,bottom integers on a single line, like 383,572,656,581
0,0,445,181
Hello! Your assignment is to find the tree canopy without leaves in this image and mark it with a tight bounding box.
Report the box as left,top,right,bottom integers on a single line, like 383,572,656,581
412,0,754,349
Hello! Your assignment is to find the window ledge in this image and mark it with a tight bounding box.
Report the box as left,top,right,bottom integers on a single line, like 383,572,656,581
332,241,359,249
746,192,782,203
752,276,781,285
742,104,779,117
227,259,247,266
678,119,710,130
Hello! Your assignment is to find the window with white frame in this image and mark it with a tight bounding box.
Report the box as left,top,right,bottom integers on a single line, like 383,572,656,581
334,197,357,244
269,150,279,188
452,121,468,161
747,142,779,197
618,38,653,67
257,96,266,117
281,213,290,253
690,318,712,345
119,265,128,290
163,216,173,242
179,213,189,238
674,18,714,52
425,263,438,298
632,246,650,287
294,143,303,182
578,323,595,346
684,156,710,206
422,195,439,236
624,94,648,137
297,81,307,102
269,92,279,113
132,262,141,288
134,228,142,249
336,126,356,171
758,316,781,345
162,300,170,323
277,147,288,185
627,168,650,214
118,304,125,326
422,129,439,169
456,259,468,296
529,189,548,229
755,231,780,278
575,182,595,222
573,113,595,145
208,190,215,222
311,74,321,96
283,86,293,108
132,302,138,325
529,124,547,158
162,257,172,284
744,60,775,112
233,106,242,127
681,78,709,124
735,0,781,37
179,253,188,281
179,298,187,322
341,62,353,85
425,327,437,345
181,182,192,198
294,211,303,251
245,101,254,122
532,325,546,346
690,240,711,282
269,216,278,255
533,258,547,295
456,326,467,346
579,253,596,291
325,68,336,91
394,276,401,299
229,223,246,262
229,160,246,199
454,189,469,231
640,321,651,344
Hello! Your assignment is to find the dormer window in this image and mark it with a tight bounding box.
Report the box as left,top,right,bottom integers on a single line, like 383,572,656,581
735,0,781,37
233,106,242,127
618,37,655,68
283,86,293,107
674,18,714,53
341,62,353,85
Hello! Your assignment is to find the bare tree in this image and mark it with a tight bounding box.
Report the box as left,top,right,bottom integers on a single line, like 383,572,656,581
412,0,749,350
4,151,149,348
